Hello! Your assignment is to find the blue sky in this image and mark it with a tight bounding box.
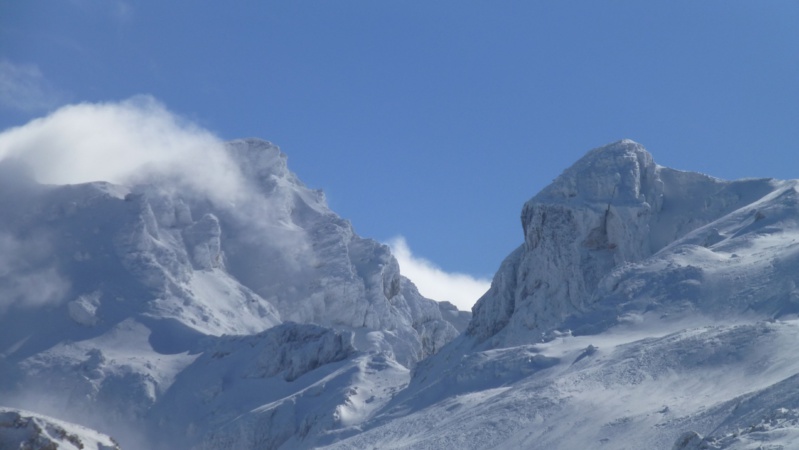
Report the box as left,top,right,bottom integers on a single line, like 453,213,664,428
1,1,798,308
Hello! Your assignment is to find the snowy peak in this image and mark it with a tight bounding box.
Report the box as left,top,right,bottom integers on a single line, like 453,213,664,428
0,136,467,449
521,139,664,266
469,141,664,343
469,141,785,345
530,139,659,206
226,138,298,193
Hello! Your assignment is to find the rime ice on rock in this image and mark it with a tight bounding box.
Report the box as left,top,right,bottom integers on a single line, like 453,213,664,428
468,140,776,344
0,408,120,450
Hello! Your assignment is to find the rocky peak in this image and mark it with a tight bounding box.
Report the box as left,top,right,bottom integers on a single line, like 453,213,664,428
530,139,660,206
468,141,666,343
468,140,768,345
225,138,288,179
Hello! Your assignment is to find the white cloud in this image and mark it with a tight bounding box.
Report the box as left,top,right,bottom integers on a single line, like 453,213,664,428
0,60,63,113
0,96,314,283
0,96,247,205
387,236,490,312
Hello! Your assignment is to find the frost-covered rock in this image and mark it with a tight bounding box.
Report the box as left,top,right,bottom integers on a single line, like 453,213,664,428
182,213,223,270
219,139,459,362
67,291,102,326
0,408,120,450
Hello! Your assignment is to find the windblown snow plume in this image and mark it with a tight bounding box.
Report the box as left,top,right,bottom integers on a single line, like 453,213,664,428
0,96,245,204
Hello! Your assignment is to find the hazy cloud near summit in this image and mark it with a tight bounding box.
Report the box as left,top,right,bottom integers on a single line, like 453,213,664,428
0,232,70,312
0,95,315,261
0,96,247,204
0,97,487,312
388,236,490,311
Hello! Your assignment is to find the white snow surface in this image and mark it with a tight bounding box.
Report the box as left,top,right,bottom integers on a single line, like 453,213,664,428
4,138,799,449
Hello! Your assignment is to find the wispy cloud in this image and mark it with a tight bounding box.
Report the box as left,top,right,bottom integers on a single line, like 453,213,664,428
0,60,64,113
0,96,314,279
0,232,70,312
387,236,490,312
0,95,246,204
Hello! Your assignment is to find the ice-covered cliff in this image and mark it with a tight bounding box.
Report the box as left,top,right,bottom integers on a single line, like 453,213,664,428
468,139,775,345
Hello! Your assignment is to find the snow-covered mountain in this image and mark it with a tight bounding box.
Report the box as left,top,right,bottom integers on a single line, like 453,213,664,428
4,137,799,449
324,140,799,449
0,138,462,449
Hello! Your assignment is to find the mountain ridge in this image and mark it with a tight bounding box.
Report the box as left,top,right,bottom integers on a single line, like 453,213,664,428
4,138,799,449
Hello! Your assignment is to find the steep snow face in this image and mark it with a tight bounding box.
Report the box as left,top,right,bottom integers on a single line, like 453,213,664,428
327,319,799,450
220,139,459,362
468,140,775,344
141,323,409,450
0,407,120,450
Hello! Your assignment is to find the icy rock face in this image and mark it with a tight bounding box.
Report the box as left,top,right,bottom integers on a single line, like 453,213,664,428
468,140,774,343
0,408,120,450
469,140,663,341
222,139,459,360
67,291,102,326
111,186,282,336
182,213,223,270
